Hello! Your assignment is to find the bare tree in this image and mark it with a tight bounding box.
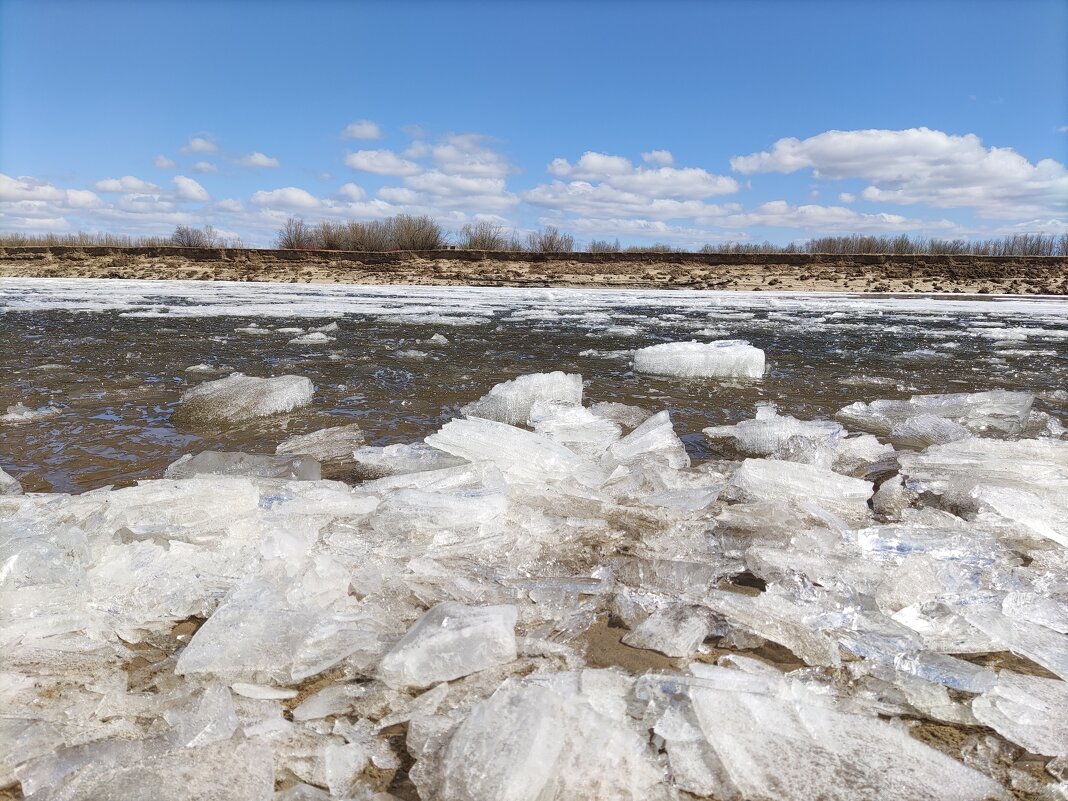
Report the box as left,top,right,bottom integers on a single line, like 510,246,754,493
526,225,574,253
457,221,509,250
276,218,316,250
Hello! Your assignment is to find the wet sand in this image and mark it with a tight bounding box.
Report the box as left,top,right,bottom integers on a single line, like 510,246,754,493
2,246,1066,294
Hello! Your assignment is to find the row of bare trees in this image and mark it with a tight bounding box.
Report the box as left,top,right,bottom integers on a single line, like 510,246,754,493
2,225,1064,257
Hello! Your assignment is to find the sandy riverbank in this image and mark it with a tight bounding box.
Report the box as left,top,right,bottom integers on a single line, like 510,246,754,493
1,246,1066,294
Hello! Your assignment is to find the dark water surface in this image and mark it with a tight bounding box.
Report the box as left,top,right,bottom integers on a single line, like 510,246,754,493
2,278,1065,493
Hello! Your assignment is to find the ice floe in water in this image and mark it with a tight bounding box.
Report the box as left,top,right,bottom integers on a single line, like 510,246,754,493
2,363,1067,799
633,339,765,379
175,372,314,425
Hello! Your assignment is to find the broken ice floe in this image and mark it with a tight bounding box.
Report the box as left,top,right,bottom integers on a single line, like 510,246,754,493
633,339,765,379
460,371,582,425
3,372,1067,800
175,372,314,425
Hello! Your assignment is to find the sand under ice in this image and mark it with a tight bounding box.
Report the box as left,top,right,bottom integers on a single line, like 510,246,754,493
2,368,1067,800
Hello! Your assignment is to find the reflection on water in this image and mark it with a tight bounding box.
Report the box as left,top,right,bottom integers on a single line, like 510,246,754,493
1,279,1065,493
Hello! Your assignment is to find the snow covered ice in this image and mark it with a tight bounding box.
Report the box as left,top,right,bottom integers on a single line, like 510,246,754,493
3,280,1068,800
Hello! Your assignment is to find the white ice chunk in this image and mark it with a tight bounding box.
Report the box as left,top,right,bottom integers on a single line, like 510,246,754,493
643,664,1004,801
838,390,1033,437
727,458,873,519
607,410,690,469
621,605,711,657
529,401,621,457
1,403,60,424
378,602,518,689
275,423,366,466
426,417,606,487
288,332,334,345
164,451,320,481
972,671,1068,757
633,340,765,379
353,442,468,478
461,371,582,425
176,372,314,425
889,414,970,450
0,466,22,495
424,673,662,801
704,405,842,462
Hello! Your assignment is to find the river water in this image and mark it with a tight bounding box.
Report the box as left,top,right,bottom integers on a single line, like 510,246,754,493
1,278,1066,493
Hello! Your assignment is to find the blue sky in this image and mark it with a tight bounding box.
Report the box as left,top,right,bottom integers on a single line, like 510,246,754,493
1,0,1066,247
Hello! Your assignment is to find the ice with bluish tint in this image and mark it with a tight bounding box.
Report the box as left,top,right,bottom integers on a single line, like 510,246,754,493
460,371,582,425
176,372,314,425
838,390,1034,436
164,451,321,481
633,339,765,379
377,602,518,689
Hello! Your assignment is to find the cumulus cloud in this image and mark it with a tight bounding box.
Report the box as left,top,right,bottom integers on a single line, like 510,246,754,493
341,120,382,140
193,161,218,174
641,150,675,166
345,149,423,176
250,187,321,209
721,200,955,232
546,151,738,199
338,182,366,201
730,127,1068,218
173,175,211,202
427,134,512,178
154,155,176,169
237,152,280,168
94,176,159,193
180,137,217,154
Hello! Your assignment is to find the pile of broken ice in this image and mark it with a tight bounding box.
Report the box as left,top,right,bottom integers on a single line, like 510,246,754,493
3,360,1067,800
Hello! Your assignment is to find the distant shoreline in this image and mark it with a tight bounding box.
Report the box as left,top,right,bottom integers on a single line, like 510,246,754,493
2,246,1065,294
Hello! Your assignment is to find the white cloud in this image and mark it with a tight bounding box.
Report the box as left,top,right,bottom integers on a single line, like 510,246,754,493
214,198,244,213
525,180,734,221
338,182,366,201
642,150,674,166
180,137,217,154
839,192,856,203
730,127,1068,218
173,175,211,201
722,200,955,232
193,161,218,173
428,134,512,178
154,155,176,169
95,176,159,193
546,151,737,199
1059,125,1068,133
341,120,382,140
344,149,423,176
250,187,321,209
237,152,280,168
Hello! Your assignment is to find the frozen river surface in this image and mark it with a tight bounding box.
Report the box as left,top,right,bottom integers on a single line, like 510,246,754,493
1,278,1067,801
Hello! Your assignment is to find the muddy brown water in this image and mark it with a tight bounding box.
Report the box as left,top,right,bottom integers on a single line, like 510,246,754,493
1,279,1065,493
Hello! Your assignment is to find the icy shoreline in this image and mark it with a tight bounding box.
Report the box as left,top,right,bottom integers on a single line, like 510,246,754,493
3,363,1067,800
